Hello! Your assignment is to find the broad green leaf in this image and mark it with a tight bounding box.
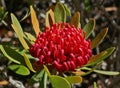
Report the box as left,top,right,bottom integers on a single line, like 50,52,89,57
11,24,29,50
63,5,71,16
40,71,47,88
54,2,66,23
65,76,82,83
23,54,36,73
0,45,25,64
25,32,35,42
70,11,80,29
45,9,55,27
81,67,119,76
8,64,30,76
85,47,115,66
43,65,51,77
30,6,41,36
83,19,95,39
91,28,108,49
50,75,71,88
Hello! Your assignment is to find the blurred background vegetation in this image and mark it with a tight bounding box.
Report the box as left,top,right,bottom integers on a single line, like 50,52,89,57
0,0,120,88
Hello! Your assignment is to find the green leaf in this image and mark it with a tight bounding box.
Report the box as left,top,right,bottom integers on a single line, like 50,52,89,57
31,69,45,81
30,6,41,36
70,12,80,29
81,67,119,76
25,32,35,42
65,76,82,84
85,47,115,66
0,45,25,64
43,65,51,77
11,13,29,50
8,64,30,76
50,75,71,88
54,2,66,23
23,54,36,73
63,5,71,16
20,10,30,21
83,19,95,39
91,28,108,49
94,82,97,88
40,71,47,88
45,9,55,27
93,70,120,76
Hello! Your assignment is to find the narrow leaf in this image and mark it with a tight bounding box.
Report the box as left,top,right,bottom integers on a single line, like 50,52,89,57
0,45,25,64
25,32,35,42
50,75,71,88
85,47,115,66
30,6,41,36
94,82,97,88
63,5,71,16
91,28,108,49
40,71,47,88
54,2,66,23
11,24,29,50
8,64,30,76
83,19,95,39
20,10,30,21
23,54,36,73
43,65,51,77
65,76,82,83
70,11,80,29
45,9,55,27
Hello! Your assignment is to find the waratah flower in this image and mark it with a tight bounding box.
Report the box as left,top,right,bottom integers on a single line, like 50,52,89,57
29,23,92,72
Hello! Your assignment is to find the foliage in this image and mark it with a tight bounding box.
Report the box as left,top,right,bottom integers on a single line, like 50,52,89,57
0,2,119,88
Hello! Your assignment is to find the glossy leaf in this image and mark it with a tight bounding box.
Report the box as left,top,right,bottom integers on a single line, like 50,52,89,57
50,75,71,88
70,11,80,29
11,24,29,50
65,76,82,83
0,45,25,64
23,54,36,73
91,28,108,49
25,32,35,42
43,65,51,77
54,2,66,23
45,9,55,27
8,64,30,76
85,47,115,66
30,6,41,36
83,19,95,39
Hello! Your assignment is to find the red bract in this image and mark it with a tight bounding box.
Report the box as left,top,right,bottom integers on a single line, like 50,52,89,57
29,23,92,72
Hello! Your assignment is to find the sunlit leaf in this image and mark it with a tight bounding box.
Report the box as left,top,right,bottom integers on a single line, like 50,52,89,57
45,9,55,27
85,47,115,66
72,70,86,75
25,32,35,42
54,2,66,23
30,6,41,36
0,45,26,64
23,53,36,73
50,75,71,88
70,11,80,29
43,65,51,77
11,24,29,50
83,19,95,39
8,64,30,76
65,76,82,83
91,28,108,49
94,82,97,88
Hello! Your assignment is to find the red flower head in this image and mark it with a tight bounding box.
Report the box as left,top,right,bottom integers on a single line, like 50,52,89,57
29,23,92,72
